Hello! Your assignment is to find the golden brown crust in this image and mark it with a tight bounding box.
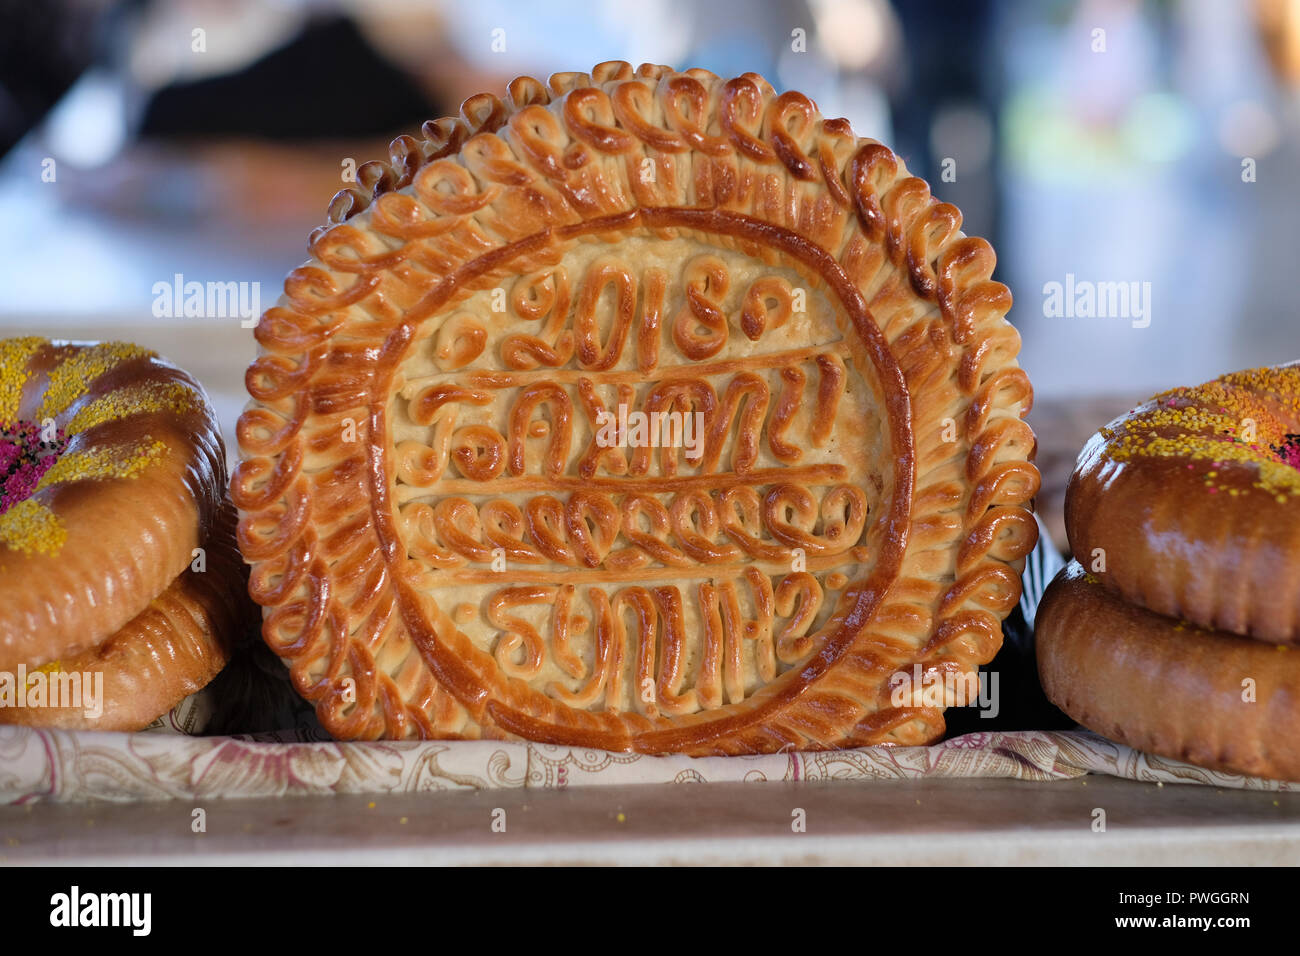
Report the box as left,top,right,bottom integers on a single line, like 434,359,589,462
1037,561,1300,782
0,502,255,731
1066,363,1300,644
0,341,228,668
234,62,1038,753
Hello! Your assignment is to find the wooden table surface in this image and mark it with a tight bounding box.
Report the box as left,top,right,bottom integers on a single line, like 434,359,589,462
4,775,1298,866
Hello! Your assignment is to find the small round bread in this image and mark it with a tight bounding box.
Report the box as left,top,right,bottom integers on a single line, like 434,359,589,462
1066,363,1300,644
0,502,255,731
1037,561,1300,782
0,338,227,668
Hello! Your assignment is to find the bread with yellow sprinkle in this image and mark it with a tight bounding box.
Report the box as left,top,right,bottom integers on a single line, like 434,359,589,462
0,337,255,730
1065,362,1300,644
1037,362,1300,782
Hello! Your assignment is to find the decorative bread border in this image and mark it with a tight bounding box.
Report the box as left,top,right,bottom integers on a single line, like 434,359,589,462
232,61,1038,754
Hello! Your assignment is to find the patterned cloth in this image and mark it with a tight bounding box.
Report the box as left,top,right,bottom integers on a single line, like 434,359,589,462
1,727,1295,804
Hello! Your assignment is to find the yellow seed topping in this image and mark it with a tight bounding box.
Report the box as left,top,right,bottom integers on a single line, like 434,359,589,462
37,342,153,420
35,438,166,491
0,499,66,555
1105,368,1300,499
1221,366,1300,416
0,337,46,423
65,382,197,436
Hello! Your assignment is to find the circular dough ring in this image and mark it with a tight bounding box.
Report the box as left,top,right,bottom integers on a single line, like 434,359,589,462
0,340,227,668
234,61,1039,754
1037,561,1300,782
0,502,255,731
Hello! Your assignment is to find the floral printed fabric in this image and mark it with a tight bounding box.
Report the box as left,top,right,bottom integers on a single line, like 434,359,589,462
1,727,1295,804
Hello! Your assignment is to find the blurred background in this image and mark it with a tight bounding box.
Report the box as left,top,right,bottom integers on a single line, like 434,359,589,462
1,0,1297,549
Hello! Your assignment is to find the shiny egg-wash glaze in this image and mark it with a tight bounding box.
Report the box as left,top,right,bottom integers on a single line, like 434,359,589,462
0,339,254,729
1038,561,1300,781
233,62,1039,754
1067,363,1300,644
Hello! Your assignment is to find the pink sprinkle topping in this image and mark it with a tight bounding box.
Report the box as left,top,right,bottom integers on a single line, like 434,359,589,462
0,420,66,515
1278,439,1300,471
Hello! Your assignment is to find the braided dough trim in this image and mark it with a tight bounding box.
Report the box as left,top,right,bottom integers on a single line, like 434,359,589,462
233,62,1038,753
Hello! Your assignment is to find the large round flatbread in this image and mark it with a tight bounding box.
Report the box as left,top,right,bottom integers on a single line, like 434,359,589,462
233,62,1038,753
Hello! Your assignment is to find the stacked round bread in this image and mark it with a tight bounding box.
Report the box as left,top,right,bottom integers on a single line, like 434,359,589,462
0,338,257,730
1037,363,1300,780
